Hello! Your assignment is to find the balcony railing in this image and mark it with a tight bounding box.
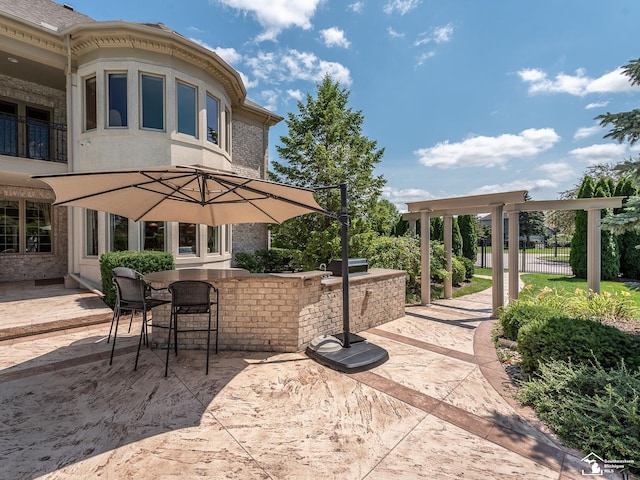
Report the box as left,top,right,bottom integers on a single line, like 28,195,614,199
0,112,67,164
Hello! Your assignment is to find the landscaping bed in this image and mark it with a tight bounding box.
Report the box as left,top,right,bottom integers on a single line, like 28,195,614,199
495,284,640,477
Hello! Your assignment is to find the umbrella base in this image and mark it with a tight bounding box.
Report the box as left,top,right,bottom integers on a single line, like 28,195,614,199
306,337,389,373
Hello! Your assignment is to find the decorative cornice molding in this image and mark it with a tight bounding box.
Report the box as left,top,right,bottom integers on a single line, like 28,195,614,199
66,22,246,105
0,18,67,62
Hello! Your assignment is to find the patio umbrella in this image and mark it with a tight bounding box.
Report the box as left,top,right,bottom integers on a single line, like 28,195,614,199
33,165,388,372
33,165,327,226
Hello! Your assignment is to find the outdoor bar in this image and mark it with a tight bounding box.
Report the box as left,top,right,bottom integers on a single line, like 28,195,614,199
146,268,405,352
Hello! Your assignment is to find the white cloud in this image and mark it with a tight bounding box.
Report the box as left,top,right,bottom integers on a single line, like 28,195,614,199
569,143,628,164
415,23,454,47
432,23,454,43
585,101,609,110
470,179,558,196
217,0,323,41
573,125,602,140
415,128,560,169
536,162,575,181
348,2,364,13
188,39,245,67
517,66,639,96
287,89,303,101
256,89,280,111
382,186,434,212
585,68,636,94
387,27,404,38
213,46,243,65
416,51,436,66
238,70,258,89
245,49,352,86
320,27,350,48
383,0,420,15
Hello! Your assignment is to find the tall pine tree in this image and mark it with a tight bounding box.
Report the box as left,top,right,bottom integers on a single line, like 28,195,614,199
459,215,478,261
269,76,385,265
569,176,594,278
594,178,620,280
614,178,640,278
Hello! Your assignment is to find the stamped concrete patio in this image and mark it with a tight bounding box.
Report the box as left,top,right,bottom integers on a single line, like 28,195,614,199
0,280,612,479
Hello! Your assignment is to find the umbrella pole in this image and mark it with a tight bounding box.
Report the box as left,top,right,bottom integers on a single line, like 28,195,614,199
339,183,351,348
305,182,389,372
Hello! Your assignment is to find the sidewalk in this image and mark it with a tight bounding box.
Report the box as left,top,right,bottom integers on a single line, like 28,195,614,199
0,278,613,479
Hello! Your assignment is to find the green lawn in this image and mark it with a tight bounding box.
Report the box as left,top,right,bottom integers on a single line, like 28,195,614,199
454,276,492,297
520,273,640,303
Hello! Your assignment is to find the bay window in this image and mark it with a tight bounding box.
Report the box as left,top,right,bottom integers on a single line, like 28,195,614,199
141,73,164,130
108,72,128,127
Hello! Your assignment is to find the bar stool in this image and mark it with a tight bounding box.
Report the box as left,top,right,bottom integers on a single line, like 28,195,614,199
165,280,219,377
110,275,169,369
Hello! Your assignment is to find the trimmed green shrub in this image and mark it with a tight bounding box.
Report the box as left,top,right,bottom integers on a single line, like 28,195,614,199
459,215,478,261
517,360,640,473
358,234,421,300
451,256,465,286
459,256,475,281
234,252,263,273
517,315,640,374
234,248,297,273
100,250,174,308
499,302,561,341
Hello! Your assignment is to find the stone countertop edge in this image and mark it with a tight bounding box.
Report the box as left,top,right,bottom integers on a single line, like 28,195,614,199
220,268,405,283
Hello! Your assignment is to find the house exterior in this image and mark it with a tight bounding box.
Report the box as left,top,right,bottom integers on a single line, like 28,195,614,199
0,0,281,285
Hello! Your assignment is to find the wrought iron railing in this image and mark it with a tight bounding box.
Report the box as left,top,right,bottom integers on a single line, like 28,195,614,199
0,112,67,164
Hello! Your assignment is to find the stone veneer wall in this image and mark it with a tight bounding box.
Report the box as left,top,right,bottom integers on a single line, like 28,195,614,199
0,74,66,124
229,115,270,258
0,186,68,282
150,269,405,352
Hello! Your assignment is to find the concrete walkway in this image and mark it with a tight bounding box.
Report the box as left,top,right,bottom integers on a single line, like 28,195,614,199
0,281,615,479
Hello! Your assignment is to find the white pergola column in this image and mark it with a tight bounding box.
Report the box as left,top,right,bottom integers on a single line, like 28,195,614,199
409,220,417,237
587,208,602,293
507,210,520,301
491,205,504,314
420,211,431,305
443,215,453,299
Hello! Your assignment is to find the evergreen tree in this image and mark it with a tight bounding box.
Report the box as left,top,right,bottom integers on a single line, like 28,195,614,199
597,58,640,237
459,214,478,261
519,193,545,248
614,178,640,278
269,75,385,264
431,217,443,241
594,178,620,280
596,58,640,145
569,176,594,278
452,217,463,257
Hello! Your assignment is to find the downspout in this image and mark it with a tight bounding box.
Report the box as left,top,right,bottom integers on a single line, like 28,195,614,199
262,113,272,179
65,34,77,282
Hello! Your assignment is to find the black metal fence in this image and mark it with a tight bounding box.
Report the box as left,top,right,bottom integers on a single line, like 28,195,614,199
0,112,67,164
476,238,572,275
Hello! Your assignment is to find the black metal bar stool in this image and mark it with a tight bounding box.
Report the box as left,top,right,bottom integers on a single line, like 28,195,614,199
110,275,169,369
165,280,219,377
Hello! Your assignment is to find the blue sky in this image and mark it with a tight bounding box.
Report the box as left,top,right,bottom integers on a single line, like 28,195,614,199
69,0,640,210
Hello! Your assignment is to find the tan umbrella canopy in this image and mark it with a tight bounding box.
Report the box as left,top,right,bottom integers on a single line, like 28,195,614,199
33,165,327,226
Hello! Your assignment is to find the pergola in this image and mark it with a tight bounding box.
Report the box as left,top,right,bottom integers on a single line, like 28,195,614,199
403,191,625,315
